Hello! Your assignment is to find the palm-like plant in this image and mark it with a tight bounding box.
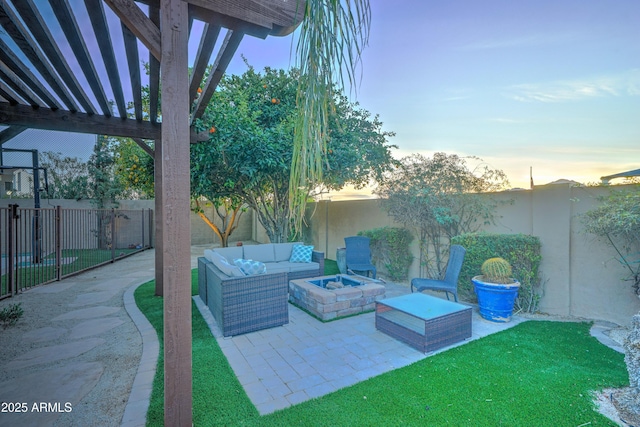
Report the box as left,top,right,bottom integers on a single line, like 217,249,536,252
289,0,372,236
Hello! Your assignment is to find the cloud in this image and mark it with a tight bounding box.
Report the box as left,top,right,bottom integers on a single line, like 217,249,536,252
486,117,527,124
460,32,581,51
506,70,640,103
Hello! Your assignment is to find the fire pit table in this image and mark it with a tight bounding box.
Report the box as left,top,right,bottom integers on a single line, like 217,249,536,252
375,293,472,353
289,274,386,321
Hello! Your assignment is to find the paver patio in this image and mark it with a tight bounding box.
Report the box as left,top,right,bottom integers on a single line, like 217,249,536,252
194,282,528,415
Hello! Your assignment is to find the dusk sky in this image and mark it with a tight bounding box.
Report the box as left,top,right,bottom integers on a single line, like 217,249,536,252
218,0,640,193
3,0,639,196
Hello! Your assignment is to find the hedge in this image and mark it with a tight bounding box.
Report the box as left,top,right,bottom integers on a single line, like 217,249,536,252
358,227,414,282
451,233,542,313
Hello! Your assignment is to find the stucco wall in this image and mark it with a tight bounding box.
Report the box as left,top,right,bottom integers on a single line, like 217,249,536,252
305,184,640,326
5,185,638,326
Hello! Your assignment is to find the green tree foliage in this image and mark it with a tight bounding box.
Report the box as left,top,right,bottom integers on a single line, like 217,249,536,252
358,227,414,281
581,185,640,294
114,139,154,199
191,65,396,243
190,133,248,247
39,151,91,200
375,153,509,278
88,135,124,208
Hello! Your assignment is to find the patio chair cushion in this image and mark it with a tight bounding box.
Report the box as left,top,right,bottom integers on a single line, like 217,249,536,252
290,244,314,263
234,258,267,275
204,249,245,277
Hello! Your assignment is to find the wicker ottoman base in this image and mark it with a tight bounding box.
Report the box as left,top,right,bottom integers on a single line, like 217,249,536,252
375,293,472,353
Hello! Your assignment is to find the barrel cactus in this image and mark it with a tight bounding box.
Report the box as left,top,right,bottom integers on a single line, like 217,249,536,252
481,257,513,284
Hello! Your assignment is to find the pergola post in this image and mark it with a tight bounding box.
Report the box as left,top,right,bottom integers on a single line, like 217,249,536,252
160,0,192,425
154,137,163,296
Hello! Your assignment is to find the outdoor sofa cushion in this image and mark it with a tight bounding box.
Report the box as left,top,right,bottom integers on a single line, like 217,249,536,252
234,258,267,275
290,244,314,262
210,243,322,278
204,249,244,277
243,244,276,263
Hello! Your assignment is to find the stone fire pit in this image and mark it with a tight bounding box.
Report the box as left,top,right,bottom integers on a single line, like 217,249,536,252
289,275,386,321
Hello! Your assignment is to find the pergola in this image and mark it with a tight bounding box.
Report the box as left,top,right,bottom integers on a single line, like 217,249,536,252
0,0,304,424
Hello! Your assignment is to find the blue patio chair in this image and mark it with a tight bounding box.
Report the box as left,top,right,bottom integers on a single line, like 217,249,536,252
411,245,466,302
344,236,377,279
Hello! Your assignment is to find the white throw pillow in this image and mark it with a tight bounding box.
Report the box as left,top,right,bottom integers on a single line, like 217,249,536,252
234,259,267,275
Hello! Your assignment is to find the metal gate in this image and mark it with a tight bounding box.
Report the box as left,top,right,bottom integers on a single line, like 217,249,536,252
1,205,153,300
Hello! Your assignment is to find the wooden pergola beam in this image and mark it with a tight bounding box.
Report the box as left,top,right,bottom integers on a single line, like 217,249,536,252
191,29,244,123
104,0,162,61
0,125,27,145
0,1,79,112
122,23,144,122
49,0,112,116
84,0,128,118
0,103,208,142
149,4,161,123
0,40,61,109
0,61,47,108
188,22,221,102
132,137,155,158
10,0,98,115
0,103,159,139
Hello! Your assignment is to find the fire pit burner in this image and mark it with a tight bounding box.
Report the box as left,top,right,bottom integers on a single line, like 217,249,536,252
307,275,364,289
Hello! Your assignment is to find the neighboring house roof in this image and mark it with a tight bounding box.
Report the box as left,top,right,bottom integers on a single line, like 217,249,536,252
600,168,640,184
546,179,581,185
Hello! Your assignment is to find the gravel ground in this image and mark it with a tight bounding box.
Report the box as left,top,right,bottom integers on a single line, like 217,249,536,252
0,252,153,427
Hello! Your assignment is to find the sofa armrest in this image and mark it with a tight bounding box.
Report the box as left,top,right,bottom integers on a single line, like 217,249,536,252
312,250,325,275
197,257,209,305
203,259,289,336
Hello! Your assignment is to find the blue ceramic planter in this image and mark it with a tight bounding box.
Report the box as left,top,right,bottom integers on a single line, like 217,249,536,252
472,276,520,323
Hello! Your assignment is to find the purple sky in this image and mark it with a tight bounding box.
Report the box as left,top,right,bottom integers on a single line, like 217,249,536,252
2,0,639,195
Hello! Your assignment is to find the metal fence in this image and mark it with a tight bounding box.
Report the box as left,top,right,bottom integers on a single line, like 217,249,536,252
1,205,153,300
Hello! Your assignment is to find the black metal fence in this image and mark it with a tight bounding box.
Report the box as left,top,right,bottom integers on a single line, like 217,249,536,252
1,205,153,300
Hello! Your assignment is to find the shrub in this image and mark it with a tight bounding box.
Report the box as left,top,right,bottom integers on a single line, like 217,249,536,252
452,233,542,313
580,185,640,295
358,227,414,281
0,303,24,328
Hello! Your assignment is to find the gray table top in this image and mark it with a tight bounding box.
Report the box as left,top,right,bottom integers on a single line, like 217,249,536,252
377,293,470,321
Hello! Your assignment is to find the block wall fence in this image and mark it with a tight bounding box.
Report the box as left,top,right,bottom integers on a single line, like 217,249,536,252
5,183,637,326
305,183,640,327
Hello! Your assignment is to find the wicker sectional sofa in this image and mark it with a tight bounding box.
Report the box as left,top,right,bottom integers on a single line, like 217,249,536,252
198,242,324,336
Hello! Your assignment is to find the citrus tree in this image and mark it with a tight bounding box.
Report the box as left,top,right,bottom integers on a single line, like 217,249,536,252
374,152,509,278
193,65,396,243
113,139,154,199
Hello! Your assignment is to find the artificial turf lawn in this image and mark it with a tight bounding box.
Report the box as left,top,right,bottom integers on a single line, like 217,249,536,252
135,270,628,426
